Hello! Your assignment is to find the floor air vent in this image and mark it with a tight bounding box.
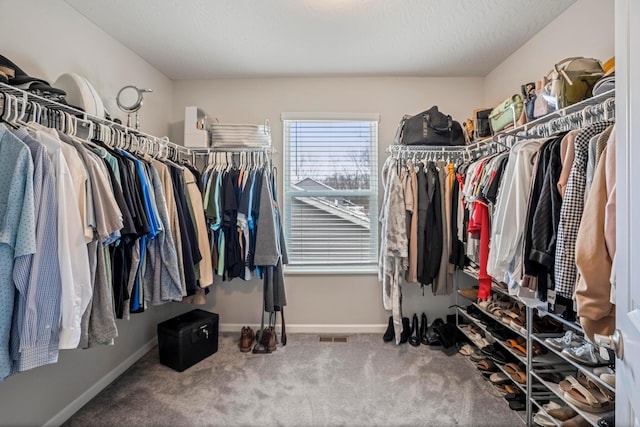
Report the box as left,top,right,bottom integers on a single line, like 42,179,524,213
318,335,348,343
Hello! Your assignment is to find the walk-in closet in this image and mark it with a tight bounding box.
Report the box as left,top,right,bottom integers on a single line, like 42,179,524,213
0,0,638,426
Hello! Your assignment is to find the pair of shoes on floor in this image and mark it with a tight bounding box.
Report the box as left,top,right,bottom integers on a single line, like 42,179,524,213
382,316,411,344
408,313,429,347
383,313,428,345
250,326,278,354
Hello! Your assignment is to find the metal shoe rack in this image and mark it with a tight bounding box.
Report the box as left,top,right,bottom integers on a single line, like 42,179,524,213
455,269,559,426
452,91,616,427
455,268,615,426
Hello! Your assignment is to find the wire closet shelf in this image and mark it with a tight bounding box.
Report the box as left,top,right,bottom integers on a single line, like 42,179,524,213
387,88,615,160
0,82,275,161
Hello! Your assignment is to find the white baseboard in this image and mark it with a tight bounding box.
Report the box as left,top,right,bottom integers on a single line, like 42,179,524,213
220,323,387,334
44,338,158,427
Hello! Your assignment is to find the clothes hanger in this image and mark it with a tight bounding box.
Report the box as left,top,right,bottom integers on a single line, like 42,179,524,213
1,93,17,125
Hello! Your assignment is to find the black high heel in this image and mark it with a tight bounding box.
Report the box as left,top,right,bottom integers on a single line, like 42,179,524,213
408,314,420,347
382,316,394,342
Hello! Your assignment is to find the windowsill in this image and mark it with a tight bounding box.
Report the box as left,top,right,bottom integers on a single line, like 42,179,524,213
284,266,378,275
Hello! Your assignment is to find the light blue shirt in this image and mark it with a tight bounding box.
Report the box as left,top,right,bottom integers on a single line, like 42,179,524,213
0,126,36,381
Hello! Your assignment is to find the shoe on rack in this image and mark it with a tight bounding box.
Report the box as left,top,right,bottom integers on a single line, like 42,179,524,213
547,406,578,422
400,317,411,344
458,288,478,302
470,350,486,362
560,415,590,427
533,411,558,427
545,330,586,352
239,326,254,353
481,343,509,364
561,342,611,367
408,314,421,347
594,366,615,387
597,413,615,427
383,316,394,342
486,323,514,341
458,343,474,356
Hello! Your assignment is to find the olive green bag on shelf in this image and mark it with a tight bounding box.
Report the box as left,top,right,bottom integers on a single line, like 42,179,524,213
489,94,524,133
546,57,604,109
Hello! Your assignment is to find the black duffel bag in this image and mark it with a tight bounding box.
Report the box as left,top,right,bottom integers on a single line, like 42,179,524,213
396,106,465,146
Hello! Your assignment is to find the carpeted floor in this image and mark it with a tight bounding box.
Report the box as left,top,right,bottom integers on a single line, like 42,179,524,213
63,333,524,427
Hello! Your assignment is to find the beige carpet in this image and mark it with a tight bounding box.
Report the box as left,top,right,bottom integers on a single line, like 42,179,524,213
63,333,524,427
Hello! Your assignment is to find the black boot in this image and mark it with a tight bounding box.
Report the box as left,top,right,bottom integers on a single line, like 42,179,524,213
382,316,394,342
400,317,411,344
420,313,429,345
408,314,420,347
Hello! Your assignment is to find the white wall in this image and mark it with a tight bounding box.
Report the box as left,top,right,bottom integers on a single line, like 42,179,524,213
0,0,173,137
172,76,485,330
0,1,180,426
483,0,615,106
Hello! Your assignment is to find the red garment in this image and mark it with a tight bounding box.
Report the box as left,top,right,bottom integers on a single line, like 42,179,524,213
467,201,492,300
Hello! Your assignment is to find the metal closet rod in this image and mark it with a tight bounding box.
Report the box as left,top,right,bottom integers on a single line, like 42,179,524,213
387,138,504,160
489,89,615,143
0,82,192,157
190,146,276,154
0,83,273,158
388,89,615,156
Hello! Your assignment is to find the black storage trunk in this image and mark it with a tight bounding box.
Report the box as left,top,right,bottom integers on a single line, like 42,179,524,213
157,309,219,372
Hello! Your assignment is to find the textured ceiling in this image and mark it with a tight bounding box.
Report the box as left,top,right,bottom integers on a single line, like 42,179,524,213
65,0,575,79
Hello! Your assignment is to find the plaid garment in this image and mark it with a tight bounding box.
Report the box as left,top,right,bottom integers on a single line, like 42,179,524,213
554,120,615,298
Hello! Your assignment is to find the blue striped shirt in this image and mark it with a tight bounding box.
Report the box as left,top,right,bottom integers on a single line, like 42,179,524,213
10,128,62,373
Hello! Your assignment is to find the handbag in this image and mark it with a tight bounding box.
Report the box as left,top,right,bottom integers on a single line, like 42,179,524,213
545,57,604,109
474,108,492,138
398,106,465,146
533,79,552,119
463,118,474,143
489,94,524,133
521,82,536,121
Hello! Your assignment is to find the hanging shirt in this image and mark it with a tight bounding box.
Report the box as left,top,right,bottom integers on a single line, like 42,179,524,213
143,163,183,304
0,126,36,381
487,139,545,290
34,129,92,349
152,159,186,296
184,167,214,288
10,129,62,373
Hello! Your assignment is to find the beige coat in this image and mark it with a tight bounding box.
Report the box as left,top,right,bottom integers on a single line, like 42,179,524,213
575,141,615,340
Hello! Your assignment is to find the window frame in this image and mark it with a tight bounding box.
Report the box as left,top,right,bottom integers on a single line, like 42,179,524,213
281,112,380,274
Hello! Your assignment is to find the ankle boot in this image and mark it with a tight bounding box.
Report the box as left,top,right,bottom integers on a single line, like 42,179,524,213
400,317,411,344
260,327,277,351
239,326,254,353
420,313,429,345
408,314,420,347
383,316,394,342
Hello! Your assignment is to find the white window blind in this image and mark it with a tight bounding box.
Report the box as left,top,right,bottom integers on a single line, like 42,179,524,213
282,113,379,272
